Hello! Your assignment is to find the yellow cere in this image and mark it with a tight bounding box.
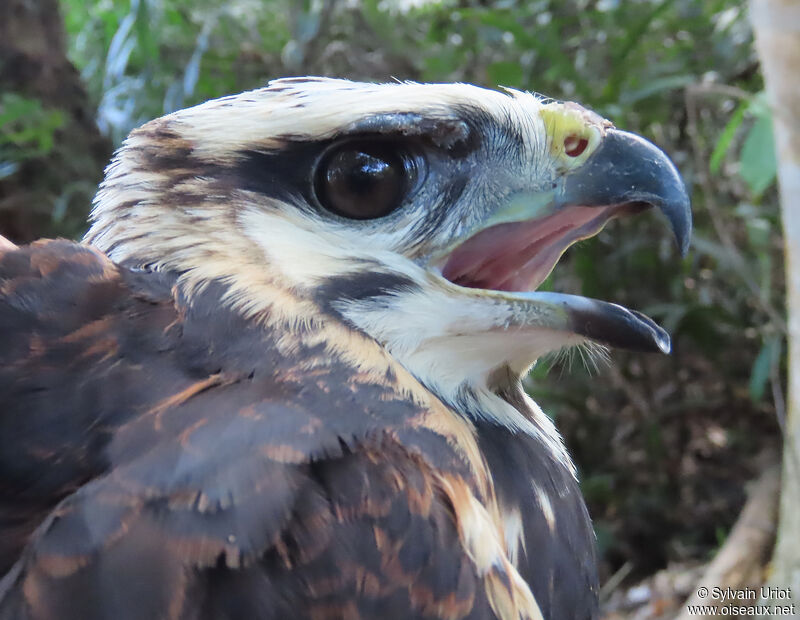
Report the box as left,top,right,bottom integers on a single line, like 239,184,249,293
539,102,610,169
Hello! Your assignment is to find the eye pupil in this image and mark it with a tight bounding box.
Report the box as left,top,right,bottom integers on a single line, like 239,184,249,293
316,142,406,219
564,135,588,157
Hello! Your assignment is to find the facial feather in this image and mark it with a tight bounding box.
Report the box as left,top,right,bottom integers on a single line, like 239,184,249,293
84,76,629,449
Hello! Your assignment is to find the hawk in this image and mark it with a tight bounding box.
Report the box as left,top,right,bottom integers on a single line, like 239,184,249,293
0,78,690,620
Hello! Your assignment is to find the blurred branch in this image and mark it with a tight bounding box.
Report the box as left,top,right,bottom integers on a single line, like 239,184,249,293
770,344,786,434
283,0,338,73
684,84,787,335
686,82,753,101
600,560,634,603
674,461,780,620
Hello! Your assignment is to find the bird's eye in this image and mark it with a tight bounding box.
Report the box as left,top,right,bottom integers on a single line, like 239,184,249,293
314,141,416,219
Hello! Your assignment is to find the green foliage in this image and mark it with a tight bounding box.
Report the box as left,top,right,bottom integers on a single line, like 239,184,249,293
703,89,781,406
739,114,776,198
710,101,747,174
710,92,777,197
0,94,64,179
62,0,291,142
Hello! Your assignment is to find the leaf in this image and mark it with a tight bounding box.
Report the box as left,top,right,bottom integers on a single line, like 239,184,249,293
748,336,780,403
182,19,215,102
739,114,777,198
620,74,694,104
105,12,135,83
134,0,158,64
710,100,747,174
0,161,20,180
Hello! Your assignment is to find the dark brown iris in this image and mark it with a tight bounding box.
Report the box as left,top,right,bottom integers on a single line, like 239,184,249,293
315,141,407,219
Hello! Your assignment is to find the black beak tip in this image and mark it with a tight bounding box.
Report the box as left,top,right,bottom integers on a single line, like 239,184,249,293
584,129,693,258
634,309,672,354
668,182,692,257
678,221,691,257
567,299,673,354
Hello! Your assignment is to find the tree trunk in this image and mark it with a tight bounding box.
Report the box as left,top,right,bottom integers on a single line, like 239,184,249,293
749,0,800,615
0,0,112,242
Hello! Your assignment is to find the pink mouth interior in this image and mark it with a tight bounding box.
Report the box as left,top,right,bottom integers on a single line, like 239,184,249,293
441,205,640,292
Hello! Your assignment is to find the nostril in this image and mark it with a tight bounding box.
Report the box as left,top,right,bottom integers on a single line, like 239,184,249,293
564,135,588,157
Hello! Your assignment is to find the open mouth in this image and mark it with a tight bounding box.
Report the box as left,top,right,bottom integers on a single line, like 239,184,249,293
435,202,677,354
431,128,692,355
441,204,645,293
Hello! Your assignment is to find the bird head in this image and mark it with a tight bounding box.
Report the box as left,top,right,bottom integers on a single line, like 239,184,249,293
87,77,690,432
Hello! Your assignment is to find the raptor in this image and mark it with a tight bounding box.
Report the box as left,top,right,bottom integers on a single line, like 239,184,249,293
0,78,690,620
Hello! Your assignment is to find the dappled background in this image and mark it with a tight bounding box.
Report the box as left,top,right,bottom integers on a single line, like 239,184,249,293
0,0,784,617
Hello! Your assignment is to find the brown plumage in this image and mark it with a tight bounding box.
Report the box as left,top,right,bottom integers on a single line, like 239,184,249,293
0,240,543,620
0,78,691,620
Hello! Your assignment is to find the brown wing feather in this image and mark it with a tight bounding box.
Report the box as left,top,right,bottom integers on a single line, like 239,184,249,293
2,441,502,620
0,240,537,619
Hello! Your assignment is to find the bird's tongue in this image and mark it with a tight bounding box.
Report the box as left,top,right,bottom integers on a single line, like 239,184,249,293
442,205,628,292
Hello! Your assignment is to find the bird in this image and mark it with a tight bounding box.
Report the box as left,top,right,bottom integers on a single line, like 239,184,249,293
0,77,690,620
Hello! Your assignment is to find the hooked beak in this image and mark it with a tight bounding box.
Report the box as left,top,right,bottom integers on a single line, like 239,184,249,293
437,128,692,354
556,128,691,255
